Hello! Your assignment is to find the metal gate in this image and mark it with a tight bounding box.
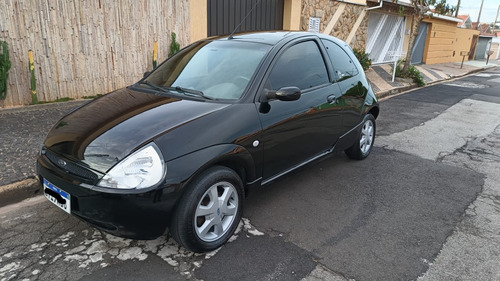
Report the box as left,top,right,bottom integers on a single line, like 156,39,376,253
207,0,284,37
411,22,428,65
475,37,491,60
366,12,406,64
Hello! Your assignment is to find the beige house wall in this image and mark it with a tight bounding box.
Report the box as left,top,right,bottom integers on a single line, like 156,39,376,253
422,17,478,64
189,0,207,42
284,0,302,30
453,28,481,62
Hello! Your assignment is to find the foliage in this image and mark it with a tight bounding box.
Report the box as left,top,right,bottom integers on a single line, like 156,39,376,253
28,50,38,104
0,41,11,105
168,32,180,57
37,97,74,104
433,0,456,16
352,48,372,71
82,94,103,99
394,59,425,87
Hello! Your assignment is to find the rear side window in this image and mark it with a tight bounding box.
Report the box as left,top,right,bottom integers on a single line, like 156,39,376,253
267,41,329,91
321,39,359,82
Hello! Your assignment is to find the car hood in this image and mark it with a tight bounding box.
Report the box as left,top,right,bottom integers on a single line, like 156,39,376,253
44,87,230,173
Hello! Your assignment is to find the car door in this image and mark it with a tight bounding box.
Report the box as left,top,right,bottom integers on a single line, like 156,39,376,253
321,39,366,132
257,39,344,181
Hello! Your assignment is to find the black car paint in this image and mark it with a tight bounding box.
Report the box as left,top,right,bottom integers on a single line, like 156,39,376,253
37,31,378,239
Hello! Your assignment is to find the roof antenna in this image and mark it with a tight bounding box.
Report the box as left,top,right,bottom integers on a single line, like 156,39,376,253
228,0,262,39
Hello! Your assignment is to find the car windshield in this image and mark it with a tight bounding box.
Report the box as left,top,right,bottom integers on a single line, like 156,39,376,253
142,40,271,100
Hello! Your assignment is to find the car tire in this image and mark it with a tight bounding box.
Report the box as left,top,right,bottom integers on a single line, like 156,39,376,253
345,114,376,160
169,166,244,253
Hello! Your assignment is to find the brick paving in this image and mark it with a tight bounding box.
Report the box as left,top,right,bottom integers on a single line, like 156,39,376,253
0,101,86,186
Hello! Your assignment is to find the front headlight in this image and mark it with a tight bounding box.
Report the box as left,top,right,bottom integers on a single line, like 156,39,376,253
97,143,165,189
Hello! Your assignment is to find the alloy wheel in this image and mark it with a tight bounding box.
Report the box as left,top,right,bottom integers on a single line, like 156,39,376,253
194,181,239,242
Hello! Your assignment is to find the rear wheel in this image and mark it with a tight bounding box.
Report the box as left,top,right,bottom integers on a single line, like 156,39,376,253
170,166,244,253
345,114,376,160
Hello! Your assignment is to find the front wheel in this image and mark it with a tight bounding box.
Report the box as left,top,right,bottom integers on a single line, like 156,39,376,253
170,166,244,253
345,114,376,160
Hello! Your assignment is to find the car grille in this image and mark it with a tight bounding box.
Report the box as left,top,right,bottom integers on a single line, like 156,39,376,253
45,150,99,181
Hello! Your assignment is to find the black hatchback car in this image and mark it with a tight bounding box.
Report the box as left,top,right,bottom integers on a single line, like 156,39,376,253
38,31,379,253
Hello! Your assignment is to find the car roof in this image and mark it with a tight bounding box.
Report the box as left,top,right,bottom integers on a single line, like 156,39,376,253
207,31,315,45
207,31,350,50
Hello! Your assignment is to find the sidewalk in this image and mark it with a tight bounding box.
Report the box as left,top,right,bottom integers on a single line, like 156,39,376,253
366,59,500,98
0,100,87,206
0,60,499,207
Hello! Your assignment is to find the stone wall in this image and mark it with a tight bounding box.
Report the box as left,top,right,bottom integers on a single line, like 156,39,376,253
300,0,368,50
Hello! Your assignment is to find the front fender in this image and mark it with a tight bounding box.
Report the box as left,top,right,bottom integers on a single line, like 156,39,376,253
164,144,258,187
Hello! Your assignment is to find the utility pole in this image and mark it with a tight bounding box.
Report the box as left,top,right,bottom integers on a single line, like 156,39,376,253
454,0,461,17
476,0,484,31
493,5,500,34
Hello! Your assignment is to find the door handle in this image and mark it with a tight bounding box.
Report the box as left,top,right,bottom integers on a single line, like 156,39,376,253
327,95,338,104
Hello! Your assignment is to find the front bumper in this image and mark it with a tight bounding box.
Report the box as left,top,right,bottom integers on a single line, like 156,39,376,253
37,154,182,240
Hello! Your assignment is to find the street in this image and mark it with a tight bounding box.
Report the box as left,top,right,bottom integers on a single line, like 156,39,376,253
1,67,500,281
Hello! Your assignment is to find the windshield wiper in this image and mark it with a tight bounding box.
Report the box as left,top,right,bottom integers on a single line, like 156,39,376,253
137,81,213,100
166,86,213,100
137,81,171,94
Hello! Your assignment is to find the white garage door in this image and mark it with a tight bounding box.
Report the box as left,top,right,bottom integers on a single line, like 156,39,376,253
366,12,406,64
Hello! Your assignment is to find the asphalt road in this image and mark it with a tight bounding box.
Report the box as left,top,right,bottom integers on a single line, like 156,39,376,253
1,68,500,281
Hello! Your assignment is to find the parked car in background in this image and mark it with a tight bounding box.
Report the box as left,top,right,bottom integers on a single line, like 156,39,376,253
37,31,379,253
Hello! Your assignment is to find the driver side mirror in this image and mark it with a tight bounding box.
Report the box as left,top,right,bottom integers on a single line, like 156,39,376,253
263,87,301,102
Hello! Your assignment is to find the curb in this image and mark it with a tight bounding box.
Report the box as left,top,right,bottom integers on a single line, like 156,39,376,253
0,178,41,208
373,65,497,100
0,99,88,114
375,84,419,100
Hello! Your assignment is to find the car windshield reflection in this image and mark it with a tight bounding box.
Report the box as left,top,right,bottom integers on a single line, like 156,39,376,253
142,40,271,100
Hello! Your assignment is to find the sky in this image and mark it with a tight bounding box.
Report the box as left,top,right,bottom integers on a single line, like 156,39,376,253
448,0,500,23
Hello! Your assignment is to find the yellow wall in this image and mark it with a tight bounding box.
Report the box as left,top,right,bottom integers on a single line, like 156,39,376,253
422,17,458,64
453,28,481,62
283,0,301,30
189,0,207,43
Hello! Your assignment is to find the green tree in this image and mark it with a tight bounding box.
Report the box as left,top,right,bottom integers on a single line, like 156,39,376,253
401,0,456,75
0,41,11,108
168,32,180,57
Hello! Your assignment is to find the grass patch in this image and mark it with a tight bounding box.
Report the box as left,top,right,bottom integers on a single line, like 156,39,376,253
393,60,425,87
37,97,75,104
82,94,103,99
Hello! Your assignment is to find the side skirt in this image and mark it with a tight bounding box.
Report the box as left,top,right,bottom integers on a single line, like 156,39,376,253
260,120,364,186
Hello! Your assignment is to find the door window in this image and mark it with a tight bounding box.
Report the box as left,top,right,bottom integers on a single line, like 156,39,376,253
321,40,359,82
267,41,329,91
